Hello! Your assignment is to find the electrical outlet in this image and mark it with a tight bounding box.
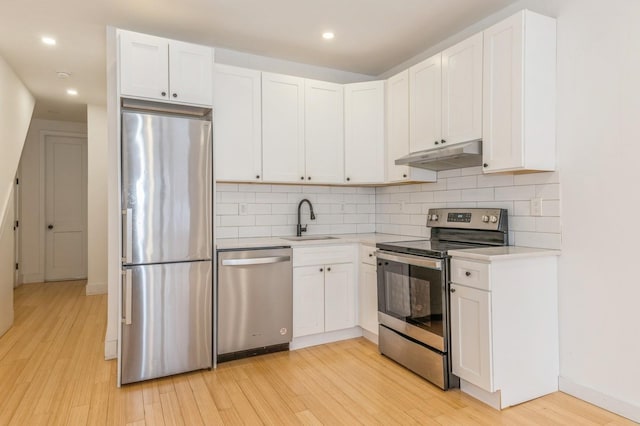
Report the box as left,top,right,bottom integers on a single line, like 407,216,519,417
239,203,248,216
530,198,543,216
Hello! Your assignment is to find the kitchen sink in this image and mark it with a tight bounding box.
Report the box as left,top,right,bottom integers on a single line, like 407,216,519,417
281,235,340,241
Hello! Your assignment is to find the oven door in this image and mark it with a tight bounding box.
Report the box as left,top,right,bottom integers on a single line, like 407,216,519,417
377,251,446,351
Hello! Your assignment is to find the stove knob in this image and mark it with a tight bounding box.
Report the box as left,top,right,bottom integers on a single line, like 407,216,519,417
481,215,489,223
490,215,498,223
431,214,439,221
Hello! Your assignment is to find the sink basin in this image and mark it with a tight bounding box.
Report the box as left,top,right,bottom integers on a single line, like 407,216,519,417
281,235,339,241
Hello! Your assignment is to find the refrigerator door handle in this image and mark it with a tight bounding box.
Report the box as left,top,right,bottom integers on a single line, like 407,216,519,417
123,269,132,325
221,256,291,266
122,208,133,264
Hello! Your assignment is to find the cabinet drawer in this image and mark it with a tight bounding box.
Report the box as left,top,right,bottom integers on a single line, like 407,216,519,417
359,245,377,266
451,258,490,290
293,244,356,267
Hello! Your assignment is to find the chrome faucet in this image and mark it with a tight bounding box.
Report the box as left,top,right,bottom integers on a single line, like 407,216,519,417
297,199,316,237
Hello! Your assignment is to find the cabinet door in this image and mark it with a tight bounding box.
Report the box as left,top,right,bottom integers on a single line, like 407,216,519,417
409,54,442,152
441,32,483,146
325,263,356,332
119,32,169,101
358,263,378,335
386,70,410,182
450,284,493,391
482,13,524,172
168,40,213,106
293,266,325,337
213,65,262,182
344,81,385,184
305,79,344,184
262,72,305,182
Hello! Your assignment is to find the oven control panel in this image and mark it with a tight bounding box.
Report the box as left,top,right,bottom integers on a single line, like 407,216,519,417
427,208,507,231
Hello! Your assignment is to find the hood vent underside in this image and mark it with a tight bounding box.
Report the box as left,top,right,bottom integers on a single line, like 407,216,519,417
394,140,483,171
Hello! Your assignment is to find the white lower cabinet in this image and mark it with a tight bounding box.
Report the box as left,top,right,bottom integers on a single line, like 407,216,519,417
358,245,378,339
449,253,559,409
292,245,358,346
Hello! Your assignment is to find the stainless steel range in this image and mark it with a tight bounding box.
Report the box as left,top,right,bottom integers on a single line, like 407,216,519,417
376,208,508,390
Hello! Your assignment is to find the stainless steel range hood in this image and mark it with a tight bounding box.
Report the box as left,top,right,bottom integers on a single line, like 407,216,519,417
395,139,483,171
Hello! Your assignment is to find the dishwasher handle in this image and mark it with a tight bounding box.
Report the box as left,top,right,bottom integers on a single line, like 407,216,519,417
221,256,291,266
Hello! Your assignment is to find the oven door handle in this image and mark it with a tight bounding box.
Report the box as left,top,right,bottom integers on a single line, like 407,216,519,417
377,251,442,270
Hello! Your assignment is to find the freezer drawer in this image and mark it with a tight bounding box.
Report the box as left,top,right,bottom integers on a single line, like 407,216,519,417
217,248,293,357
121,261,212,384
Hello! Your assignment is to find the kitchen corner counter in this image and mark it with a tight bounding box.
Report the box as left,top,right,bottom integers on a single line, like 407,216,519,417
216,233,422,250
448,246,561,262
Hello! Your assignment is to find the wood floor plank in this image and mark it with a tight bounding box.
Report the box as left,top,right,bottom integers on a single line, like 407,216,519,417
0,281,635,426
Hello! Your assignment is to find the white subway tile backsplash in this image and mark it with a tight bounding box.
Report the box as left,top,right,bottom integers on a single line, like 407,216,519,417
494,185,536,201
446,176,477,190
217,203,239,215
238,226,272,238
461,188,494,202
239,183,271,192
216,171,561,250
536,184,560,199
510,216,536,232
438,169,462,179
221,215,255,227
434,190,461,202
477,174,514,188
535,217,561,233
220,192,256,203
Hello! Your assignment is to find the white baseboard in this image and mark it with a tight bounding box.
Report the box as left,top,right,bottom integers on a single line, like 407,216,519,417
290,327,362,350
86,281,108,295
104,339,117,360
361,328,378,345
559,376,640,423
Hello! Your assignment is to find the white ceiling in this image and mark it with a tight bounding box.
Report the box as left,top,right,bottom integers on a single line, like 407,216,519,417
0,0,517,122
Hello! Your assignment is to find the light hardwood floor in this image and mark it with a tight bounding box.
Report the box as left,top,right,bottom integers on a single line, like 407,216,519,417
0,281,635,425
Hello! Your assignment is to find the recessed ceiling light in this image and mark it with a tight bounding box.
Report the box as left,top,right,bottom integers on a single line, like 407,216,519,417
42,36,56,46
67,89,78,96
57,71,71,79
322,32,335,40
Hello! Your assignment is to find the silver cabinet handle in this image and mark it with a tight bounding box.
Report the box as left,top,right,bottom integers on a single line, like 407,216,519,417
221,256,291,266
123,269,132,325
122,208,133,264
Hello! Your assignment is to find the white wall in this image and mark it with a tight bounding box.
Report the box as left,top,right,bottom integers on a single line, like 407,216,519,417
376,168,561,249
18,119,87,284
552,0,640,420
86,105,108,295
0,55,35,336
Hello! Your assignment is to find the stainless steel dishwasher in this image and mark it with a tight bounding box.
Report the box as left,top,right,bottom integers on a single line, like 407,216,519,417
217,246,292,362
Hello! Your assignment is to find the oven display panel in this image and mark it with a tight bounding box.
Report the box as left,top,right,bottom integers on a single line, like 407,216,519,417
447,212,472,223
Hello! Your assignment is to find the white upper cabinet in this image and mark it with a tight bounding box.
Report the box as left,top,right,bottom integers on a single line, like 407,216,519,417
305,79,344,184
344,81,385,184
482,10,556,173
387,70,437,183
213,64,262,182
168,40,214,106
119,31,213,106
262,72,306,183
441,32,483,147
409,54,442,152
409,33,482,153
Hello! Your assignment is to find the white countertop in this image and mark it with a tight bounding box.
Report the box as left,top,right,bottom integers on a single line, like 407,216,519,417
448,246,561,261
216,233,423,250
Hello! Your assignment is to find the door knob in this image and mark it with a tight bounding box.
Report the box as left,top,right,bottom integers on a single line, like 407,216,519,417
48,224,54,230
450,288,456,293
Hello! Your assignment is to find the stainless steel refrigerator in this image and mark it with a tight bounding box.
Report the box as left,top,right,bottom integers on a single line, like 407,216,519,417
119,106,213,385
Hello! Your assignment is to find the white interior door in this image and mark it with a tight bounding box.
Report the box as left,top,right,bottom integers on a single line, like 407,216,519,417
45,135,87,281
